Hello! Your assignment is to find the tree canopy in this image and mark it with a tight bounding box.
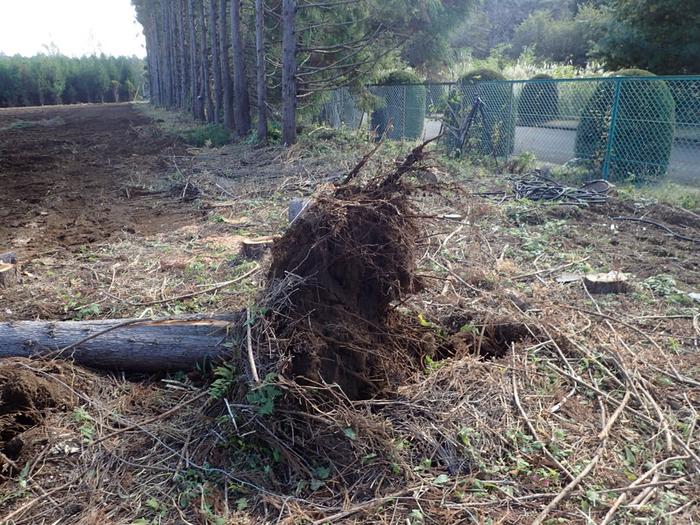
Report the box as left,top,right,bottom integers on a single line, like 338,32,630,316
595,0,700,74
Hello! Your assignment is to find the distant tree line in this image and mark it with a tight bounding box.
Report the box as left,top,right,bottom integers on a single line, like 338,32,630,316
451,0,699,75
0,54,144,108
131,0,473,146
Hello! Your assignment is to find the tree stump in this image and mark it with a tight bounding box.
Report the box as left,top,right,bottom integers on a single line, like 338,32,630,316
241,237,276,260
583,271,630,294
0,263,18,289
0,252,17,264
0,253,18,289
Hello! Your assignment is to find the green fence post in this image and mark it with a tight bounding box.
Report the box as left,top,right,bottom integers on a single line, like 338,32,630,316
602,77,623,180
403,85,407,140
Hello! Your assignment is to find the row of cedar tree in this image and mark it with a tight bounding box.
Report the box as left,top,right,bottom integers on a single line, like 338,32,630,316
132,0,473,145
0,55,143,107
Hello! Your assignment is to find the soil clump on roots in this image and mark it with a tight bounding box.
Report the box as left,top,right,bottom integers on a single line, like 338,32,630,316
265,147,431,400
226,143,450,493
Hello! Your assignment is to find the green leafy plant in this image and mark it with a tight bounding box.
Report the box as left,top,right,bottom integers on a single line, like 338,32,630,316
505,151,537,174
310,465,331,490
409,508,425,524
432,473,450,486
423,355,444,374
180,124,230,147
73,407,95,442
643,274,678,296
72,303,101,320
413,458,432,472
246,374,282,415
209,362,237,399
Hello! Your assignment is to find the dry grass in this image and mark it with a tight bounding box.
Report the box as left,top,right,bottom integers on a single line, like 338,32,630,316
1,110,699,525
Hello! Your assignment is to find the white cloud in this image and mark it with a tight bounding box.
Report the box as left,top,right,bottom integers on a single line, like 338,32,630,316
0,0,146,58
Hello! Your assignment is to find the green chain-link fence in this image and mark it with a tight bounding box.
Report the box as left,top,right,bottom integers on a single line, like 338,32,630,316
320,75,700,185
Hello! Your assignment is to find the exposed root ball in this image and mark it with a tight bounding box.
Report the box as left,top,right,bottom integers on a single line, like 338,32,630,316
268,186,424,399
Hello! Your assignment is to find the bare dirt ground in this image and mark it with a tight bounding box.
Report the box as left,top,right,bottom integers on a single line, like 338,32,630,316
0,104,699,524
0,103,197,259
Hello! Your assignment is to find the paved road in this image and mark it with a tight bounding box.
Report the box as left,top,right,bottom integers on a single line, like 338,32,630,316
423,120,699,186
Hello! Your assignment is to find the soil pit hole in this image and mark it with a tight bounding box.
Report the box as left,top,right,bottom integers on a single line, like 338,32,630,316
439,316,539,360
0,363,73,465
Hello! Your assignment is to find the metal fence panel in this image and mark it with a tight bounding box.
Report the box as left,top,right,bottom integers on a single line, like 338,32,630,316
318,76,700,185
319,87,363,129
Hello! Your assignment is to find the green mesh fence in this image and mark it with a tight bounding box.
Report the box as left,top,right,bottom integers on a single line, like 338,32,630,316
319,87,363,129
319,76,700,185
370,84,427,140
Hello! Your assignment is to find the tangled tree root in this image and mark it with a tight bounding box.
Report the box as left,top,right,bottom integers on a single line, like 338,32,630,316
267,191,423,399
227,141,540,498
258,141,439,401
221,142,447,487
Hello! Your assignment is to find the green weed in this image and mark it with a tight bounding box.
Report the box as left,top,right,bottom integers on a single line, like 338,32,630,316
246,374,282,416
73,407,95,442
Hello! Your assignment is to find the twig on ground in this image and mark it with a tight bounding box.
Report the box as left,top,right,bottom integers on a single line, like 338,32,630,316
599,455,689,525
531,390,631,525
512,375,575,481
561,305,662,352
612,216,700,243
132,264,260,306
545,360,700,470
0,450,20,472
512,256,589,280
246,307,260,384
91,391,209,446
0,478,76,523
310,486,420,525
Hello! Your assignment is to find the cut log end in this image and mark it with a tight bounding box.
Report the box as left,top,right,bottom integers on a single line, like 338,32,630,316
0,262,18,289
241,237,276,260
583,271,630,294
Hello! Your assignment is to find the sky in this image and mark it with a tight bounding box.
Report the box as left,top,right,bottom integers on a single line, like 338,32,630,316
0,0,146,58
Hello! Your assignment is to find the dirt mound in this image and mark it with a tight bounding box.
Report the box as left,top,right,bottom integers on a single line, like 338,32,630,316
0,361,73,469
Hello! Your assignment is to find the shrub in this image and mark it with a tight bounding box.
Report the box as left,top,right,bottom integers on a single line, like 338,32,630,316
517,73,558,126
445,68,515,157
181,124,230,147
371,70,426,140
575,69,675,183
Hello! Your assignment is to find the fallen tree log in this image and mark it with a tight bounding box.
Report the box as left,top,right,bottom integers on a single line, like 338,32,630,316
0,316,235,371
